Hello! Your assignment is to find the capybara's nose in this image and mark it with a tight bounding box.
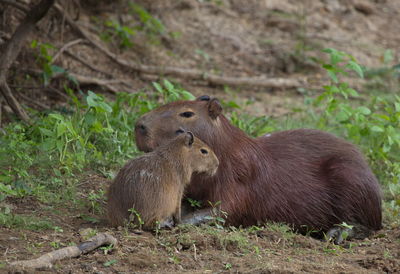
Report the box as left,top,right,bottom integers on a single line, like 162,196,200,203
135,123,147,136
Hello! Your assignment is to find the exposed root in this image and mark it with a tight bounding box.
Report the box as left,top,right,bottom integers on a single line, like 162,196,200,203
0,0,29,13
0,0,55,122
17,90,49,110
68,72,132,94
10,232,117,270
64,49,114,78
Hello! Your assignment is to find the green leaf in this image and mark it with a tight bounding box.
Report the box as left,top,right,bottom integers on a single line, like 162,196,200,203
0,183,17,196
180,90,196,100
357,106,371,115
86,91,99,108
40,139,56,151
104,259,117,267
56,140,64,154
91,121,104,133
395,102,400,112
152,82,163,94
336,109,350,122
323,48,343,65
383,49,393,64
346,88,359,97
50,65,66,75
327,70,338,83
99,102,112,113
370,125,384,132
57,123,67,137
346,61,364,78
31,40,38,49
163,79,175,92
39,127,54,137
49,113,65,121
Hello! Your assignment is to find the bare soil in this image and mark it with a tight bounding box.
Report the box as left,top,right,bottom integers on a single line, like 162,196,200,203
1,175,400,273
1,0,400,273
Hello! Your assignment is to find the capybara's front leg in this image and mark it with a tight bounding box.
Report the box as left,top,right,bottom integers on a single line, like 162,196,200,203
172,202,182,225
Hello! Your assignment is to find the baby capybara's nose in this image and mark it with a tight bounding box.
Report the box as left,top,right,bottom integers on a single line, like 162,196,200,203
135,123,147,136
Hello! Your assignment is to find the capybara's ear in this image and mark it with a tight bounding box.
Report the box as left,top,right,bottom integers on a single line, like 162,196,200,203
196,95,210,101
184,131,194,147
208,98,222,119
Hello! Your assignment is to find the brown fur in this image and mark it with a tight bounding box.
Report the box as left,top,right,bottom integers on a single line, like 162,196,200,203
107,132,219,229
134,96,382,234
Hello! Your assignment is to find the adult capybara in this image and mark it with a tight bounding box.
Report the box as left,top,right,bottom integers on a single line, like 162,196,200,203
134,95,382,240
107,131,219,229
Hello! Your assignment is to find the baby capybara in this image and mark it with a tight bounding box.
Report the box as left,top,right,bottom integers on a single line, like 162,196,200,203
107,131,219,229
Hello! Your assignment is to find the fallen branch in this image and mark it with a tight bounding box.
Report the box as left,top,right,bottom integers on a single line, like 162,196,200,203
10,233,117,270
0,0,55,122
55,4,304,89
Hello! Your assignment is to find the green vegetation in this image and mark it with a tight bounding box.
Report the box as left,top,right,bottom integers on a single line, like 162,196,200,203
98,2,166,49
0,49,399,231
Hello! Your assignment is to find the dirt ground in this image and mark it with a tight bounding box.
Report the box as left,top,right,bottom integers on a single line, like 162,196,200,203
1,175,399,273
1,0,400,273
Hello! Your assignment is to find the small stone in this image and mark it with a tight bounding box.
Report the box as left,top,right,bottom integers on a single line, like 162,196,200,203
354,1,374,15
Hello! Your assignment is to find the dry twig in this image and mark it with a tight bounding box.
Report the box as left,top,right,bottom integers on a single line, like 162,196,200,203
51,38,83,63
10,233,117,270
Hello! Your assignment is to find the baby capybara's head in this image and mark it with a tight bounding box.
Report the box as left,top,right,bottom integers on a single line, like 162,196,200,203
135,95,222,153
174,131,219,177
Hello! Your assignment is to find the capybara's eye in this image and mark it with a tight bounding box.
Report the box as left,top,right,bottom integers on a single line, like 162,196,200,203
200,149,208,154
176,129,184,134
180,111,195,118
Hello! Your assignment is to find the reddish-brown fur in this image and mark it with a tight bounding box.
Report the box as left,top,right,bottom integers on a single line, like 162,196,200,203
107,132,219,229
134,96,382,234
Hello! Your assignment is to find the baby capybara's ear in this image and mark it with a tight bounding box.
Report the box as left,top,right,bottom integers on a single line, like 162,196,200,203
208,98,222,119
196,95,210,101
184,131,194,147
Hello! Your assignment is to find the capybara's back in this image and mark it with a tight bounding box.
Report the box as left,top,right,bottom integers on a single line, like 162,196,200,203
107,132,219,229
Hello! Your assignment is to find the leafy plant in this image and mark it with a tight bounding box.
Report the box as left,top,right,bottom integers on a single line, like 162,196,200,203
152,79,196,103
31,40,68,85
205,201,228,229
187,198,202,208
127,207,144,229
100,244,114,255
103,259,117,267
129,2,165,36
102,20,135,49
310,48,400,217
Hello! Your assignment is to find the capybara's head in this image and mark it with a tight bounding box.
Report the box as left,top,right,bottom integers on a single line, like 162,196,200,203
173,131,219,177
135,95,223,153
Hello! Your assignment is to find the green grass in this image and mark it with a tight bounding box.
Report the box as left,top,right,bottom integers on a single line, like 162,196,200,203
0,49,399,230
0,210,55,231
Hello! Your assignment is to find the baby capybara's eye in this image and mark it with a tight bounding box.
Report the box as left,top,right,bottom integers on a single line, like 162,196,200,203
200,149,208,154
